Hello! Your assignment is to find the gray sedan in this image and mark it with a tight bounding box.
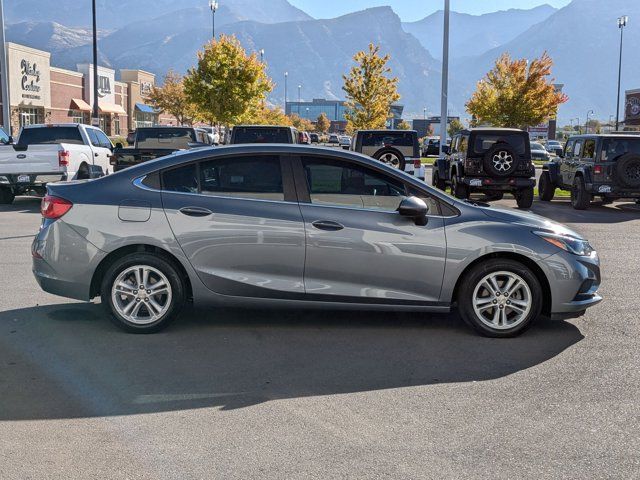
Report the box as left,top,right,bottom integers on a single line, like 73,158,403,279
32,144,602,337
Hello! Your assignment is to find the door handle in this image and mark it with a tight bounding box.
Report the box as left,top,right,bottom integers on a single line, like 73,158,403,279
312,220,344,231
179,206,212,217
94,152,99,157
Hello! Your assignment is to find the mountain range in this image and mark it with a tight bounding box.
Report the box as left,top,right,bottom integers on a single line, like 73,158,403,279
4,0,639,124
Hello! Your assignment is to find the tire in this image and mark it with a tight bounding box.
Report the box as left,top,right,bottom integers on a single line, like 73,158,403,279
374,149,406,171
515,186,534,209
100,252,186,333
432,169,446,191
0,187,15,205
458,258,543,338
614,153,640,189
452,176,469,199
538,171,555,201
483,143,519,177
571,176,591,210
76,163,90,180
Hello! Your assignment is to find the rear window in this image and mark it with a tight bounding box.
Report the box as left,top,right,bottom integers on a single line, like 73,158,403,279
361,132,416,147
233,127,292,144
472,133,527,156
17,126,83,147
136,129,196,149
602,137,640,161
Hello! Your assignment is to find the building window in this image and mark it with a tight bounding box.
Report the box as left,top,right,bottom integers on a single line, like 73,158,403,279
114,116,121,135
68,110,84,124
19,107,44,128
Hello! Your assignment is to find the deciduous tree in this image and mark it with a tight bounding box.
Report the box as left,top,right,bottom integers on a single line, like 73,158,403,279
448,118,464,137
148,70,197,125
396,120,411,130
342,44,400,133
316,112,331,133
184,35,273,126
466,52,567,129
288,114,314,132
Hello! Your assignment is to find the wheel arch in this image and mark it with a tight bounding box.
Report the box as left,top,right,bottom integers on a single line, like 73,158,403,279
90,244,193,301
452,252,552,316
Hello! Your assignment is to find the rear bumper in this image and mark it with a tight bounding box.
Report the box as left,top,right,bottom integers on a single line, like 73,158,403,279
463,176,535,190
0,172,65,190
587,182,640,198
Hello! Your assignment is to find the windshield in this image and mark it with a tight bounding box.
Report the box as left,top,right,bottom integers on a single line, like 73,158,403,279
531,142,545,150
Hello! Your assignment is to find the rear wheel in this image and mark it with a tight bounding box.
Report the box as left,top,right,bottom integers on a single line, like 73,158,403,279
458,259,542,338
538,171,555,201
0,187,15,205
571,176,591,210
515,186,534,209
452,176,469,199
101,253,186,333
432,170,446,190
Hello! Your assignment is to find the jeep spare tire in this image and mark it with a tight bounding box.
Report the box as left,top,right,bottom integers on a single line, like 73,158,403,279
374,149,406,171
615,153,640,189
483,143,518,177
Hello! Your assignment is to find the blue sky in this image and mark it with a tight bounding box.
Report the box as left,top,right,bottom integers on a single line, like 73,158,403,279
288,0,572,22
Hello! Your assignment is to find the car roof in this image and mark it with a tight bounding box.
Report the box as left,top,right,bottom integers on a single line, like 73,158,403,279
567,133,640,139
232,125,296,129
461,128,525,134
357,129,417,134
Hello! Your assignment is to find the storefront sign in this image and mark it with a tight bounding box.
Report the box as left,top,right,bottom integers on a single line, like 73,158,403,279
20,59,41,99
97,75,112,97
140,81,153,96
626,93,640,120
7,43,51,108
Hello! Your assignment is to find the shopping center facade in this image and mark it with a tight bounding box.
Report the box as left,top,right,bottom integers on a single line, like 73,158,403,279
0,42,175,137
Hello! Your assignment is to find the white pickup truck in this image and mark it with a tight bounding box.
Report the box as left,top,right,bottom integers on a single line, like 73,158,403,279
0,123,113,204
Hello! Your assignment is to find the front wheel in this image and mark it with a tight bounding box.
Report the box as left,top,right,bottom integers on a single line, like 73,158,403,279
452,176,469,199
458,259,543,338
515,186,534,209
101,253,186,333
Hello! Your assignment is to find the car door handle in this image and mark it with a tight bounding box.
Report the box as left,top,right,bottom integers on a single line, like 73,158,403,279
179,206,212,217
94,152,99,157
312,220,344,231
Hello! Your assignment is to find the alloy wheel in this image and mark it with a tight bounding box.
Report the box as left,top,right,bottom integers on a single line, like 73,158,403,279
492,150,514,172
111,265,172,325
379,152,400,168
472,271,532,330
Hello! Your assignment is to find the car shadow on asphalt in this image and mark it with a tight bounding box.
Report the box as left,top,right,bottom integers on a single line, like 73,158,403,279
501,199,640,225
0,302,584,420
0,196,41,214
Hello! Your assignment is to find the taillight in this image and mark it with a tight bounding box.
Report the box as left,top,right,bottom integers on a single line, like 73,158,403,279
58,150,70,166
41,195,73,219
594,165,603,175
413,159,421,169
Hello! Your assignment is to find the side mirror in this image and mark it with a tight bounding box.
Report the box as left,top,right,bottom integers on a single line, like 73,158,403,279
115,142,123,149
398,196,428,226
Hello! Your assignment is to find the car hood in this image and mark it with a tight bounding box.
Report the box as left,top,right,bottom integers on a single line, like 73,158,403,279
479,206,584,239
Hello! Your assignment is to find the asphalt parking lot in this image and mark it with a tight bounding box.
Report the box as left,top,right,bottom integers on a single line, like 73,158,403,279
1,196,639,479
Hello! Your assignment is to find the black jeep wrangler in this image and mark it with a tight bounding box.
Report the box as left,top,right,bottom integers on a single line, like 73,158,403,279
539,133,640,210
433,128,536,209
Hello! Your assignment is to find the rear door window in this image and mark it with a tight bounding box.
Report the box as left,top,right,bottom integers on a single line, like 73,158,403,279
200,155,284,201
161,163,198,193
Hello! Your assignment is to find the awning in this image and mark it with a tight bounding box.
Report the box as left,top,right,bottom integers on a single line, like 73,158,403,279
99,102,127,115
70,98,91,111
135,102,156,114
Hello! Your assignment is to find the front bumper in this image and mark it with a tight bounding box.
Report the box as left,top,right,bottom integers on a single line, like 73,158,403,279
540,250,602,319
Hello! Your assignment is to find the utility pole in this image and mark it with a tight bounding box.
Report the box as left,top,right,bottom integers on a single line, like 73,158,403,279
0,0,11,134
91,0,99,126
439,0,450,155
615,15,628,131
298,85,301,115
284,72,288,112
209,1,219,40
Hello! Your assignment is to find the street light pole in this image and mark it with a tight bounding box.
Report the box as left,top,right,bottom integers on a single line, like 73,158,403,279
259,49,264,63
439,0,450,155
298,85,302,114
574,117,581,134
284,72,288,113
615,15,628,131
585,110,594,134
209,0,219,40
0,0,11,134
91,0,99,126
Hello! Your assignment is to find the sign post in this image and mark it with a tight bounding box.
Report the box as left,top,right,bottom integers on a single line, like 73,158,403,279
0,0,11,134
91,0,100,127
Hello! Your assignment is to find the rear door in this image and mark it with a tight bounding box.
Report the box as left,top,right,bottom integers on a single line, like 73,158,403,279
160,153,306,297
293,154,446,303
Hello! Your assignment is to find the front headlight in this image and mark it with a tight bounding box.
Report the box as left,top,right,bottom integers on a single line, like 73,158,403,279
534,231,594,256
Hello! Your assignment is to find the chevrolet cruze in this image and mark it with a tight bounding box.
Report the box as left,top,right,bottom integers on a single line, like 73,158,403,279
32,144,602,337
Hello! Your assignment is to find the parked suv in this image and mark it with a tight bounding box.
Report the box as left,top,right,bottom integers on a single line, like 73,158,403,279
539,133,640,210
351,129,425,179
433,128,536,209
230,125,299,144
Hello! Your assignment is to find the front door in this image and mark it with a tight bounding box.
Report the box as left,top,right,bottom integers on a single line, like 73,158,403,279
161,154,306,297
295,155,447,303
86,128,113,175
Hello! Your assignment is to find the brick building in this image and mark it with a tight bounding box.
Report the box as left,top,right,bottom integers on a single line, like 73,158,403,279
0,42,176,137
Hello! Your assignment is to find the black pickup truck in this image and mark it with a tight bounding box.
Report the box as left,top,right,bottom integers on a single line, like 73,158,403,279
111,126,211,171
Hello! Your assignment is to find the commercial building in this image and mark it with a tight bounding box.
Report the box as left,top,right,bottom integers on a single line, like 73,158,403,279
412,116,460,138
0,42,175,137
286,98,404,129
